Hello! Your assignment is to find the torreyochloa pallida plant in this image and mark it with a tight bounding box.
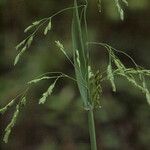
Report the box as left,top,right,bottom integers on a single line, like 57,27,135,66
0,0,150,149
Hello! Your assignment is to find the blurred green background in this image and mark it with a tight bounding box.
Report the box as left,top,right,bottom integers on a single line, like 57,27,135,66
0,0,150,149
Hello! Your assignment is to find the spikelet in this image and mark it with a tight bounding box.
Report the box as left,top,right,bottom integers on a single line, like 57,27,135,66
55,40,67,55
28,76,51,84
14,34,34,65
44,19,52,35
114,58,125,70
3,96,27,143
124,68,150,77
20,97,26,106
107,64,116,92
24,25,34,33
75,49,81,68
39,80,57,104
15,40,26,50
90,70,102,108
14,46,26,66
88,65,94,79
97,0,102,12
24,20,41,33
121,0,128,6
32,20,41,26
27,36,34,48
3,105,19,143
124,75,146,93
114,0,124,20
0,99,15,114
14,34,34,66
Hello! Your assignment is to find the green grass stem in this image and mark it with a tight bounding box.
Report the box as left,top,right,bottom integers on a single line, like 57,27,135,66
88,110,97,150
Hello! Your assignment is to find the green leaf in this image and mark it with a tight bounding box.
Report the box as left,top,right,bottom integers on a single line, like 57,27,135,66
72,0,89,109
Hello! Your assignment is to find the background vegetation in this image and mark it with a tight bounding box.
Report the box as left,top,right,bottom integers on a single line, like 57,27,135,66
0,0,150,149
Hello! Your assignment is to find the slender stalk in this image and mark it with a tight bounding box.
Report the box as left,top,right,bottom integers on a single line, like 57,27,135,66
88,109,97,150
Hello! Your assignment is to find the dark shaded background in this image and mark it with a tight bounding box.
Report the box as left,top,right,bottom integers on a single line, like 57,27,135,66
0,0,150,149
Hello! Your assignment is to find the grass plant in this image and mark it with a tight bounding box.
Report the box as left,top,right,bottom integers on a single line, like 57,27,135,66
0,0,150,149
